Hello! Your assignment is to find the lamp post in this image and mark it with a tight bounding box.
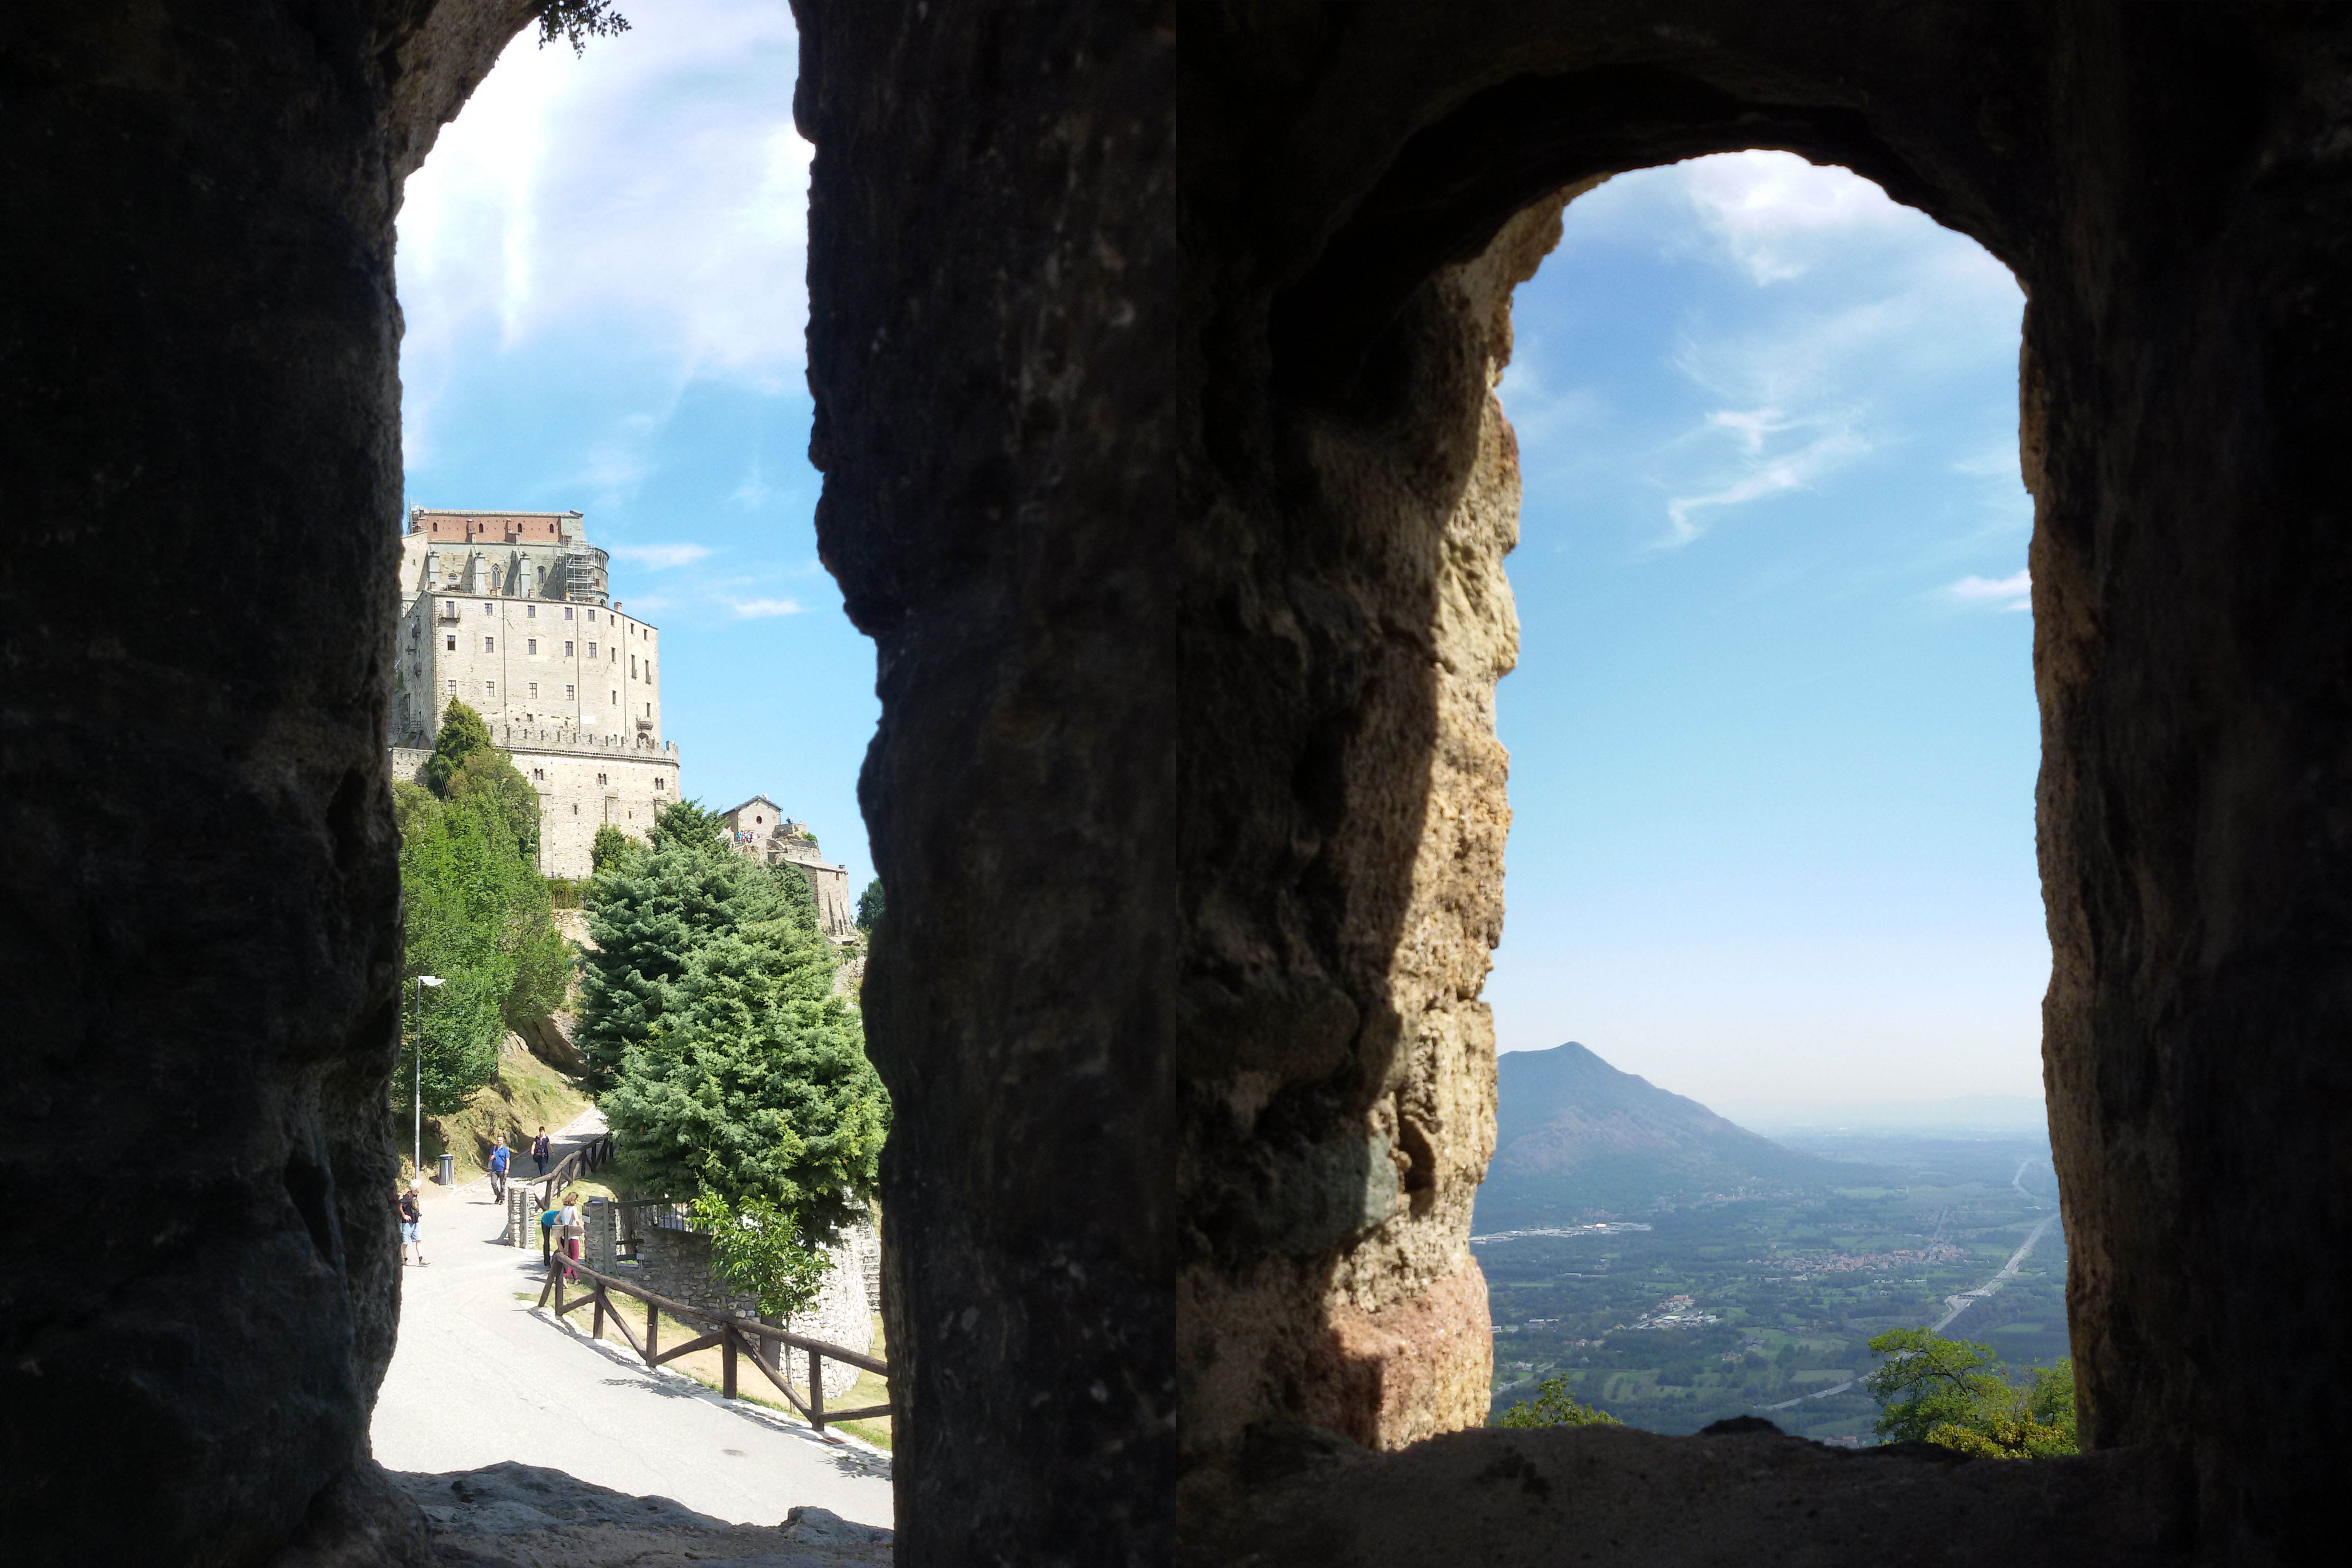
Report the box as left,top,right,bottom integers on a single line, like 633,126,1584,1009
413,974,444,1178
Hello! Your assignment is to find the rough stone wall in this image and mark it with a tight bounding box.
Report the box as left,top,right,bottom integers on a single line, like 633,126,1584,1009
619,1224,874,1401
1170,3,2352,1559
11,1,2352,1564
0,1,534,1562
796,4,1179,1563
1175,193,1576,1474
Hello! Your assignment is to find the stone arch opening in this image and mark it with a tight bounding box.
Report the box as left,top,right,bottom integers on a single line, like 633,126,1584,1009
10,5,2352,1564
1458,151,2053,1433
1171,11,2346,1561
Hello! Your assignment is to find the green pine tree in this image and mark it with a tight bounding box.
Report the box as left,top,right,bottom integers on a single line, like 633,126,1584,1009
576,798,823,1091
419,699,495,796
603,924,885,1242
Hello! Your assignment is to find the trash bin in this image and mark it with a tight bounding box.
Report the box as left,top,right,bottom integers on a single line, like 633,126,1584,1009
437,1153,456,1187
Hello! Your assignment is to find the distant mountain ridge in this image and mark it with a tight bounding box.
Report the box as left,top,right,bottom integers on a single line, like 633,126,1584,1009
1476,1041,1859,1226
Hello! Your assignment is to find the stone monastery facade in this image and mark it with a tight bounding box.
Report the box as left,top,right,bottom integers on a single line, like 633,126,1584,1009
389,507,679,878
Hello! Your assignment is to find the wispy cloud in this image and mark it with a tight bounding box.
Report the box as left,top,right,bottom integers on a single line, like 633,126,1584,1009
730,598,803,619
1663,418,1868,547
611,543,713,569
730,461,773,510
397,0,809,468
1947,569,2032,612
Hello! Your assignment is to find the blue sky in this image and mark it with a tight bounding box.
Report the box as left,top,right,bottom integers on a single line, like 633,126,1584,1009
400,15,2046,1112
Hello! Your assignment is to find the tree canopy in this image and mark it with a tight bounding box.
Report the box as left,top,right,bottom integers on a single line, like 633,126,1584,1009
1864,1328,2077,1458
590,823,637,875
583,799,888,1244
856,877,883,932
396,713,566,1116
1494,1375,1623,1430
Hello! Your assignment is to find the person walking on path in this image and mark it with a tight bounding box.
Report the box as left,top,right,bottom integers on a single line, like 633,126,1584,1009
488,1137,511,1202
539,1200,562,1265
531,1127,551,1178
557,1191,585,1279
398,1179,427,1267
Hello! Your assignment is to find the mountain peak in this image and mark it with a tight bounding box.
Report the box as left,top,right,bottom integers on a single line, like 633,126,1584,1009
1478,1042,1852,1226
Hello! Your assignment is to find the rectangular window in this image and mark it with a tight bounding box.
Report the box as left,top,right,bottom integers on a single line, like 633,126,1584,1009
484,602,493,615
528,682,538,698
630,656,637,678
484,681,495,698
532,768,545,782
527,600,538,614
565,684,575,699
586,641,596,659
445,635,455,651
597,773,608,786
572,804,579,815
645,701,651,717
654,776,665,790
564,640,574,657
525,638,536,654
611,689,618,705
484,636,495,653
564,606,575,620
588,610,597,622
446,679,456,693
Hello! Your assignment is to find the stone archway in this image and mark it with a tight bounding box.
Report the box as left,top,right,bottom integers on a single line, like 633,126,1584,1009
6,3,2352,1564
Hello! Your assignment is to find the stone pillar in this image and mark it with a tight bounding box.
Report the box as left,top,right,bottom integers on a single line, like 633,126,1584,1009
584,1198,615,1273
0,2,531,1562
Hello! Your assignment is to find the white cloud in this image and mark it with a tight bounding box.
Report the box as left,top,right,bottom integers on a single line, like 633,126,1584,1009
730,598,803,619
1663,416,1867,546
1681,151,1929,284
397,1,809,467
1947,569,2032,612
610,542,713,569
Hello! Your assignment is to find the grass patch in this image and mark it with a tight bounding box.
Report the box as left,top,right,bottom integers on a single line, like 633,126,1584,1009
399,1036,591,1186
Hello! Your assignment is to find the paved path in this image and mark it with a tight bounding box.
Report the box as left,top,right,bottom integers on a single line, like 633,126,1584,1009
371,1110,893,1530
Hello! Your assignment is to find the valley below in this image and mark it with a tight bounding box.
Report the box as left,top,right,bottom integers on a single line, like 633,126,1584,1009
1475,1045,2070,1444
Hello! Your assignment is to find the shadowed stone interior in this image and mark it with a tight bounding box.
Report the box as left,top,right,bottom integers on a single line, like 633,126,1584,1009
3,2,2349,1564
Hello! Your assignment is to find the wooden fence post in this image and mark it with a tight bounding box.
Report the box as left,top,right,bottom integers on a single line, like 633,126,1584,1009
810,1347,825,1432
592,1282,606,1341
645,1298,659,1362
723,1324,738,1399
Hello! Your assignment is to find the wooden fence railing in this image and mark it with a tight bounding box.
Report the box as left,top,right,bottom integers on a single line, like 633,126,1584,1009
533,1135,615,1208
537,1258,889,1434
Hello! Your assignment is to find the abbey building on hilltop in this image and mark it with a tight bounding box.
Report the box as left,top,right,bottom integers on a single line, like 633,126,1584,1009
389,507,679,877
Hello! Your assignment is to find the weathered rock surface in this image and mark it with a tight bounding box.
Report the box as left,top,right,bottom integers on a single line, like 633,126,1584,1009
1210,1423,2190,1568
392,1464,889,1567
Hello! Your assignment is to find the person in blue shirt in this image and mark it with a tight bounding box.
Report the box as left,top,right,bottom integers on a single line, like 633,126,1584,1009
488,1137,511,1201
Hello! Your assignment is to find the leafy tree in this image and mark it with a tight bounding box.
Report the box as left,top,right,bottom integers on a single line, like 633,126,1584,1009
687,1190,835,1321
590,823,637,875
1495,1375,1623,1430
856,877,884,932
419,699,494,796
534,0,629,56
1864,1328,2078,1458
598,919,886,1244
395,776,567,1115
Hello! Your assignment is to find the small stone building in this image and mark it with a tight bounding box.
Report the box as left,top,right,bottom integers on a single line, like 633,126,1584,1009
721,796,858,940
